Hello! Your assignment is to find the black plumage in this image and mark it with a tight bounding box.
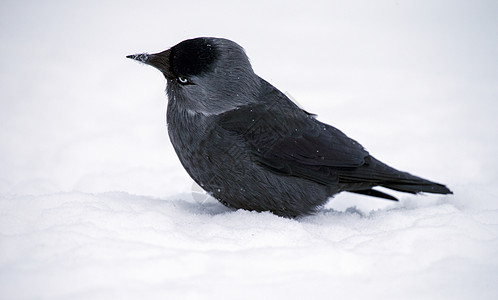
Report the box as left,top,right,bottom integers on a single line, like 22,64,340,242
127,37,452,218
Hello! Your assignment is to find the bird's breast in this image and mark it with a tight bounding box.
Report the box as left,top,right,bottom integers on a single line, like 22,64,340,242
166,109,223,182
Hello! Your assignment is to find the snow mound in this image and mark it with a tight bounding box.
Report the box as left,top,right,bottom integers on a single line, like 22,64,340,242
0,192,496,299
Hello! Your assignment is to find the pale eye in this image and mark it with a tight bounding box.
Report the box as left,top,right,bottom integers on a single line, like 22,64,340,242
178,77,189,84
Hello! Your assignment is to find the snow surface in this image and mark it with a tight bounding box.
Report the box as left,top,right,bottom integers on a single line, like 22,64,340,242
1,0,498,299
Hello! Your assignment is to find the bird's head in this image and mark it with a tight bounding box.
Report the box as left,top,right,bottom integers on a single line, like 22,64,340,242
127,37,261,115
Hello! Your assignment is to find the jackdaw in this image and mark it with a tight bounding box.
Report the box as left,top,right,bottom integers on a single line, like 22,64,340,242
127,37,452,218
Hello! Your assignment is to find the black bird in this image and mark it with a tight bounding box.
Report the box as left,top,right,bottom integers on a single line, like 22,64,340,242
127,37,452,218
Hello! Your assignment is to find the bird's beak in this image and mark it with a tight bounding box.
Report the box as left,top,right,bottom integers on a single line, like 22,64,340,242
127,49,171,75
126,53,151,63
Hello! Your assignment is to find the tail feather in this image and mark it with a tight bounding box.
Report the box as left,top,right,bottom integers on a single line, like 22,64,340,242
382,182,453,195
340,156,453,200
350,189,399,201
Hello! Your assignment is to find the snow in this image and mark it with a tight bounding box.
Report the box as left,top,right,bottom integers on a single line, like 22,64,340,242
1,0,498,299
1,193,497,299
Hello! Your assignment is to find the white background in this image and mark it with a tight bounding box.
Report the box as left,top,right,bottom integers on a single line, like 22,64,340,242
1,0,497,299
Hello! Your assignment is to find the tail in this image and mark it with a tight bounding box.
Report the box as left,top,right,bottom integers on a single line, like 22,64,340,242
342,156,453,201
381,180,452,195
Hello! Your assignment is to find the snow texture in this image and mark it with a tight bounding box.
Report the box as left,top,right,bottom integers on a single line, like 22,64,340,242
1,0,498,299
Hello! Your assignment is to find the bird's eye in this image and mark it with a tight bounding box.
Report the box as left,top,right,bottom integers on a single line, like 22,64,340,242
177,76,189,84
